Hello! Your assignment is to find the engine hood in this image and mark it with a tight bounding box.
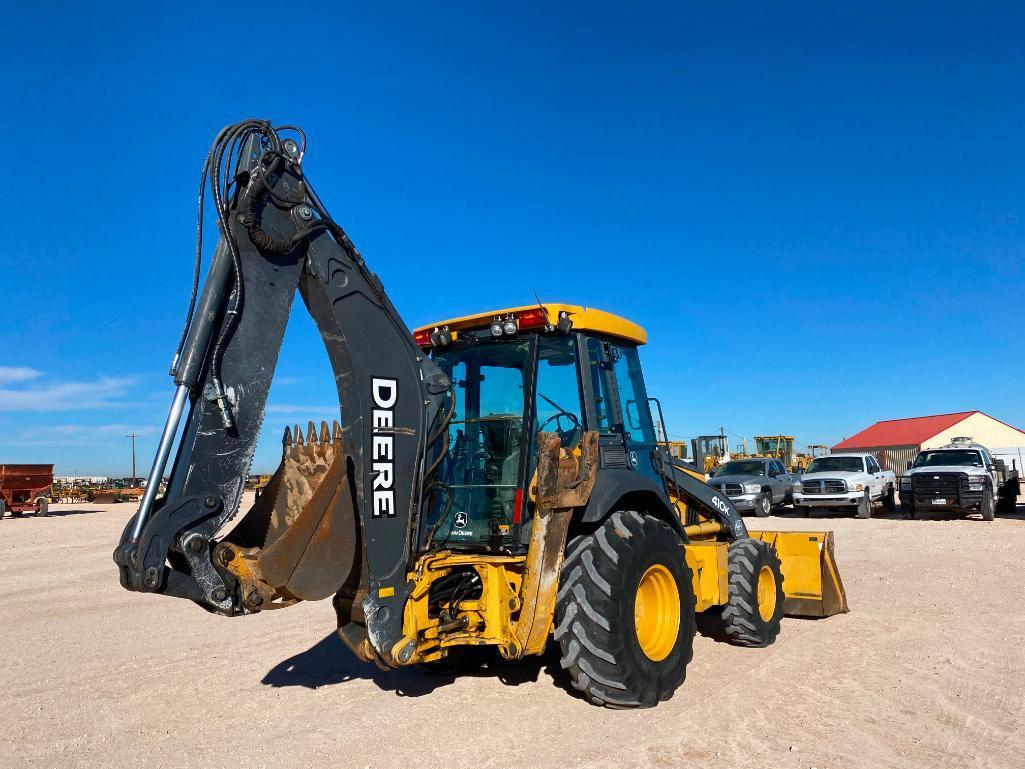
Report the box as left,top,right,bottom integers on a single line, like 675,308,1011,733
905,465,986,477
801,470,865,482
708,474,767,485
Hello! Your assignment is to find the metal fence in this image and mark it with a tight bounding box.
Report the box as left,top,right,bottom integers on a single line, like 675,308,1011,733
991,447,1025,474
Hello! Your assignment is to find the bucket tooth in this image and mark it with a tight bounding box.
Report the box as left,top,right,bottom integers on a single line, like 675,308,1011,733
307,421,318,444
332,420,342,444
294,424,304,445
282,426,292,447
319,421,330,444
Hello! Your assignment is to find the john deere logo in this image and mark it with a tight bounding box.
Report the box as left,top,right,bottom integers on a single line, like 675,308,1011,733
454,512,468,528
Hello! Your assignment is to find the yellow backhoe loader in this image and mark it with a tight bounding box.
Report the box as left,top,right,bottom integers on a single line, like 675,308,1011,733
114,120,848,708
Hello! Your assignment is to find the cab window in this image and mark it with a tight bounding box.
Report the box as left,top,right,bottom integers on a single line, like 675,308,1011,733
535,336,583,448
609,344,655,445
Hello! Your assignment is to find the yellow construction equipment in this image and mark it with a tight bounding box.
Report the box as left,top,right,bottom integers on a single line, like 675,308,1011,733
691,432,730,474
116,120,848,710
792,444,830,472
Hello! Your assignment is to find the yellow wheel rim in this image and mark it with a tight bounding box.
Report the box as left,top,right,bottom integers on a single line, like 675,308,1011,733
633,564,681,662
757,565,777,622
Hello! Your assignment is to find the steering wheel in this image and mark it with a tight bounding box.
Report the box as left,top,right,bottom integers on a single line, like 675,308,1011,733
538,411,581,446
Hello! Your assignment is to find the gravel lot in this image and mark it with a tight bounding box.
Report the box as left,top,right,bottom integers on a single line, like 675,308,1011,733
2,495,1024,769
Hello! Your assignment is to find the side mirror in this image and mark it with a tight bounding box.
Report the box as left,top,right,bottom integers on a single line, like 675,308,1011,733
987,464,996,472
906,461,913,471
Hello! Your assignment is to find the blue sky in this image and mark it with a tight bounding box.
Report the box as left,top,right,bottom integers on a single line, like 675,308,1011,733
1,2,1022,476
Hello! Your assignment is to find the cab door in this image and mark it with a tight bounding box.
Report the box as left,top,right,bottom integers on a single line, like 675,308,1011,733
865,455,884,498
584,338,661,486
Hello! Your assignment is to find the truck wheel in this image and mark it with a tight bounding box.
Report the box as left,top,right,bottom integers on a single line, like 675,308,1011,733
903,501,916,520
756,492,771,517
721,538,784,647
555,510,696,708
857,490,872,519
981,488,995,521
795,504,810,518
0,500,5,519
882,486,895,513
36,498,49,517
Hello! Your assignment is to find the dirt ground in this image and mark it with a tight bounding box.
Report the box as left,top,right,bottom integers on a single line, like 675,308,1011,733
2,494,1024,769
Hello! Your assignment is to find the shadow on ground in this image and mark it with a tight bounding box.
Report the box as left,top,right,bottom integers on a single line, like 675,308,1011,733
766,502,1025,522
2,508,99,519
263,632,580,699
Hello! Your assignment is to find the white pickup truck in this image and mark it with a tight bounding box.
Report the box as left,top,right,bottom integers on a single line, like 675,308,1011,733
898,439,1020,521
793,453,896,519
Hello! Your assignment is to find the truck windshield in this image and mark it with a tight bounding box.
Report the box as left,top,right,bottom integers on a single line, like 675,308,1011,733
425,339,530,549
713,461,766,477
806,457,864,473
912,450,984,468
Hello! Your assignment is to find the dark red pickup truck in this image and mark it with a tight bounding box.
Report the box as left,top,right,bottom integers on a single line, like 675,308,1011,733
0,464,54,517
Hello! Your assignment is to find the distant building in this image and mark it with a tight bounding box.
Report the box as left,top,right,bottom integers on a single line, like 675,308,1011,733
832,411,1025,474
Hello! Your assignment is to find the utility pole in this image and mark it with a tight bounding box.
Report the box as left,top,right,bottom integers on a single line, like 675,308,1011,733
126,433,137,486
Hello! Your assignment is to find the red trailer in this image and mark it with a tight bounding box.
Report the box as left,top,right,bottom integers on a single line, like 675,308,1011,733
0,464,55,518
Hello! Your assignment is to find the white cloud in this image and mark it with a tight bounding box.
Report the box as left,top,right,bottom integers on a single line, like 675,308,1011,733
0,366,42,384
5,424,157,446
0,373,139,412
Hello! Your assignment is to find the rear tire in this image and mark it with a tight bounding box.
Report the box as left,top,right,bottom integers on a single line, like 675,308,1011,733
857,490,872,519
981,488,995,522
721,539,784,647
756,492,771,517
36,499,49,517
555,510,696,709
882,486,895,513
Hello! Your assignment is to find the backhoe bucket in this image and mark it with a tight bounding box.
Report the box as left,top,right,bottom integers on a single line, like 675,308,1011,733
748,530,849,617
214,420,359,611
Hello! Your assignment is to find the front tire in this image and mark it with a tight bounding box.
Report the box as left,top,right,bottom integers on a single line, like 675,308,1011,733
36,498,49,517
981,488,995,521
555,510,696,709
857,490,872,519
756,492,771,517
795,503,810,518
721,539,784,647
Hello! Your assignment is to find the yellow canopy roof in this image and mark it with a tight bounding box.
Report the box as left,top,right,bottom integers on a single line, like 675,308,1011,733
414,302,646,345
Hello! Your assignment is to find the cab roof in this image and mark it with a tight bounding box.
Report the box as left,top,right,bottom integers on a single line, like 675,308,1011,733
414,303,646,345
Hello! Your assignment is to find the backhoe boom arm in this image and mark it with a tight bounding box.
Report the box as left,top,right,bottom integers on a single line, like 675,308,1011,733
114,120,449,665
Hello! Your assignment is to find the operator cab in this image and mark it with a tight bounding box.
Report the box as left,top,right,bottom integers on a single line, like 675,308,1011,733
413,303,660,553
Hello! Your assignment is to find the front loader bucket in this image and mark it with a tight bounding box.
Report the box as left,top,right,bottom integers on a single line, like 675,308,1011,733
215,420,359,611
748,530,849,617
